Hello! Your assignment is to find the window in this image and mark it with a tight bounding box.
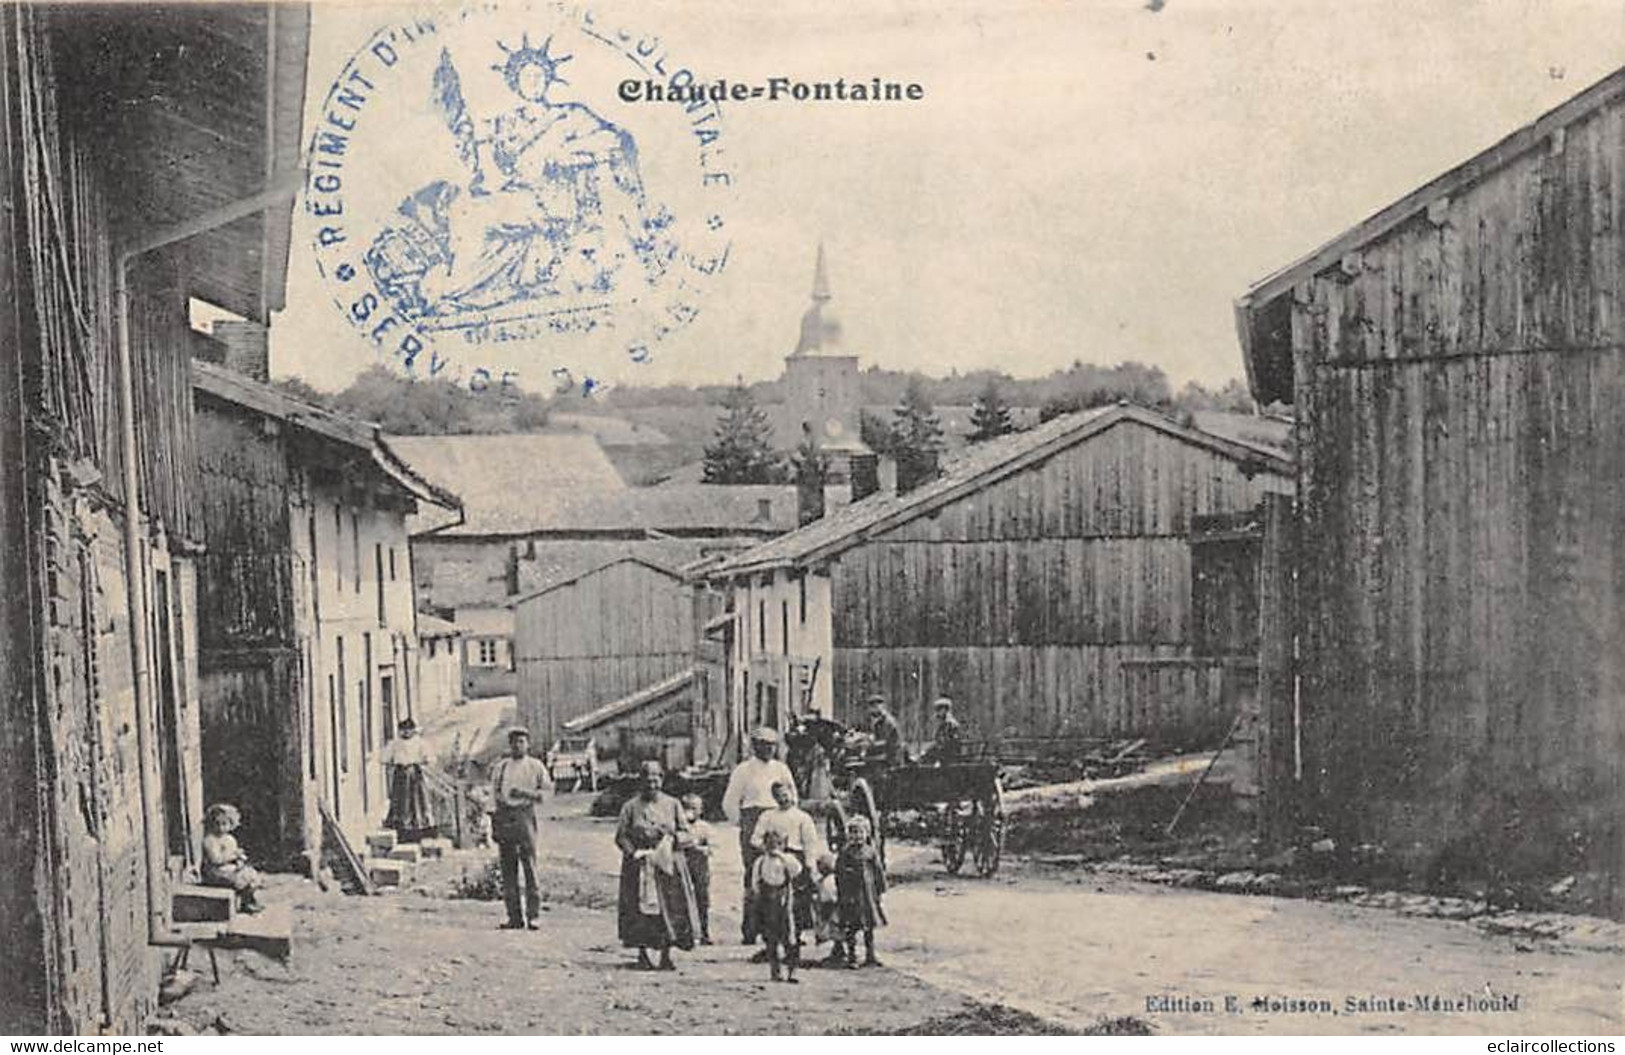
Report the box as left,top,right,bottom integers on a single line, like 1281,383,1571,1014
781,600,789,655
375,543,386,625
351,512,361,593
388,547,397,581
334,505,343,590
758,600,766,651
798,574,807,624
428,638,437,660
478,639,498,666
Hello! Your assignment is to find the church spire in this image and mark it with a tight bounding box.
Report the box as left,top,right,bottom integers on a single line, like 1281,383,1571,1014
811,242,831,302
793,242,845,357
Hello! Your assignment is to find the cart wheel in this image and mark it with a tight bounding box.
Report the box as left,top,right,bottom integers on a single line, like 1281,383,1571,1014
849,777,885,872
972,778,1005,877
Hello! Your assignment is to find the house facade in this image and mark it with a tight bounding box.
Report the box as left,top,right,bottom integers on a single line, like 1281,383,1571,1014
0,3,308,1033
708,405,1292,760
415,613,464,725
193,361,459,870
1235,67,1625,903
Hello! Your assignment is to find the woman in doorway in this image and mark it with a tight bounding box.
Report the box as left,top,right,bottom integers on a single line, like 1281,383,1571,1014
382,718,437,843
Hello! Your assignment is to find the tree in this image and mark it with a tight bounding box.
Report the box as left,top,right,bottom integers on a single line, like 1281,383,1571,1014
890,378,944,493
967,378,1015,443
702,381,786,484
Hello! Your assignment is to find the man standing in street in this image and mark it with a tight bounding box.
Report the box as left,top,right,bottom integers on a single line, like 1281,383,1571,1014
721,727,795,946
489,726,551,930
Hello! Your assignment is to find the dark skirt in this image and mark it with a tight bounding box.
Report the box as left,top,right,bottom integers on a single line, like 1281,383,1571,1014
387,764,436,837
837,858,887,931
617,853,699,950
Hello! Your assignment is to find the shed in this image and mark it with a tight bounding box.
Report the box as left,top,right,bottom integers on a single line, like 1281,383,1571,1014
1235,67,1625,900
513,557,698,746
707,404,1292,757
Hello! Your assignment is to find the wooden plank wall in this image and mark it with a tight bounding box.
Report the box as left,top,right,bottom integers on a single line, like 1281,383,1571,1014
830,422,1290,745
1291,94,1625,892
514,562,695,745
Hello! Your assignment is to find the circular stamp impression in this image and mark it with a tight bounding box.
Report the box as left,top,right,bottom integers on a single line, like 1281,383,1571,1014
303,1,732,385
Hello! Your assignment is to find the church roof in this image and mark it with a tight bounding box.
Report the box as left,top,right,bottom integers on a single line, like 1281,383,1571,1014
791,244,854,359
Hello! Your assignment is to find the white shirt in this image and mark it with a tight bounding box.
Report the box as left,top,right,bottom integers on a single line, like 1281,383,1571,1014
750,806,825,858
381,737,431,767
721,757,796,821
490,755,551,809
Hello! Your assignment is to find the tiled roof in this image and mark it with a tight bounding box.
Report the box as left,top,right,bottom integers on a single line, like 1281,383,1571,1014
420,537,722,609
387,433,626,536
713,403,1293,575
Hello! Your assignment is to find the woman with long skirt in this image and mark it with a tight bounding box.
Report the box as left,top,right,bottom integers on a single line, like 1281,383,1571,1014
615,760,700,970
383,718,436,842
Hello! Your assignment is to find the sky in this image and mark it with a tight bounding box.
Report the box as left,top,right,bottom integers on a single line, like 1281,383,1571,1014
267,0,1625,394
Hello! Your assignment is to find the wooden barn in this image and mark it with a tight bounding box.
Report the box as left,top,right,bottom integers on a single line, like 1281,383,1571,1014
705,404,1292,758
0,4,308,1033
512,557,698,754
193,362,460,868
1235,68,1625,902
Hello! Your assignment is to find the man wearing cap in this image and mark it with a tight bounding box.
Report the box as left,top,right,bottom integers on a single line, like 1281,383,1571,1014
866,696,907,767
921,697,964,765
721,727,795,945
489,727,552,930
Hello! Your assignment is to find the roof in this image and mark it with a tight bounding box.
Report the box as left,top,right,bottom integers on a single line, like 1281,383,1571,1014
387,433,627,536
52,4,310,321
193,360,460,511
562,668,696,734
416,613,461,638
1235,66,1625,405
420,537,719,609
512,556,684,607
713,403,1294,576
415,479,799,538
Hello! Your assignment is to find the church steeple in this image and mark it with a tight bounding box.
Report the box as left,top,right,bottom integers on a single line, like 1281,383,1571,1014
810,242,831,302
793,243,845,357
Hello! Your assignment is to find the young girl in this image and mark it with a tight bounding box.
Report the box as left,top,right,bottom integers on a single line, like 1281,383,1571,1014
749,828,803,983
200,803,265,914
679,793,714,945
835,815,887,968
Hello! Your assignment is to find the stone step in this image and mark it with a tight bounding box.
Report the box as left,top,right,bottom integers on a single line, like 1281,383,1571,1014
387,843,423,863
367,858,413,888
418,837,453,859
173,885,236,924
216,901,293,962
365,830,398,855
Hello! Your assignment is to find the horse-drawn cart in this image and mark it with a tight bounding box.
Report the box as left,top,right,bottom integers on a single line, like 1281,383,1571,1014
784,716,1006,876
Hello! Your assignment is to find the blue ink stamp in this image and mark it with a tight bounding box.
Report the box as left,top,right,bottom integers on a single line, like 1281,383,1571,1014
302,1,733,385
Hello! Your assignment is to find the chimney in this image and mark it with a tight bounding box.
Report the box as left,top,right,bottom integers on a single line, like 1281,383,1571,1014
796,475,825,527
850,453,880,502
896,450,940,495
754,497,774,523
211,320,271,382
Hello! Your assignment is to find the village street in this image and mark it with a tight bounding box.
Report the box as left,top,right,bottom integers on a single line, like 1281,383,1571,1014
164,796,1623,1036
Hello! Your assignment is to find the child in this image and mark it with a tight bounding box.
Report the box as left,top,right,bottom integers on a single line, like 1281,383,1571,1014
812,850,848,966
749,829,803,983
836,815,887,967
679,793,714,945
200,803,265,914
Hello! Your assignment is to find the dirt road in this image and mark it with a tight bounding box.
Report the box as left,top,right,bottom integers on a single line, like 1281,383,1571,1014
166,796,1621,1035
